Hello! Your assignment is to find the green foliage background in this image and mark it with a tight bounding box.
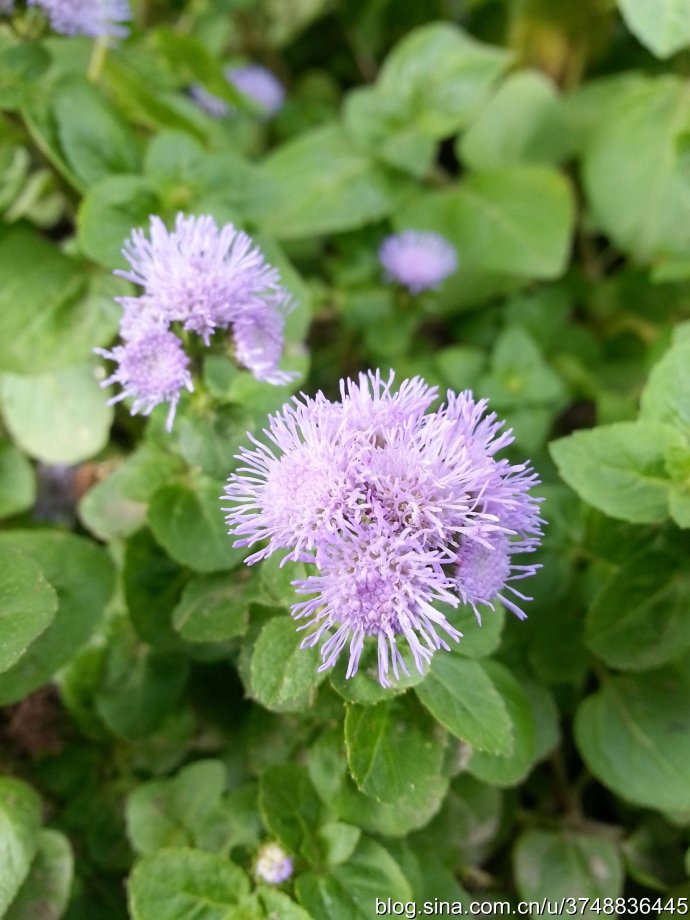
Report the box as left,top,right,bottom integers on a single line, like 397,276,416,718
2,0,690,916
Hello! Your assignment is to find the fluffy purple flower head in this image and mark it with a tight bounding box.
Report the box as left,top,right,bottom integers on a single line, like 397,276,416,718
227,64,285,117
223,371,542,686
115,213,295,385
28,0,130,38
96,329,193,431
255,842,293,885
379,230,458,294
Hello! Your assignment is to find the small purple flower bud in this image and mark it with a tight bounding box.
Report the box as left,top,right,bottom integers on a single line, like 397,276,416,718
255,842,293,885
226,64,285,117
379,230,458,293
190,64,285,121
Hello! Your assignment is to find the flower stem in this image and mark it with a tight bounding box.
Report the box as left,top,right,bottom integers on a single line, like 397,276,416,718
87,36,109,84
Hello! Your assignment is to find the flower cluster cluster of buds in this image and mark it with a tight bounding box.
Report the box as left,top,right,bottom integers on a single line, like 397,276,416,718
97,214,295,430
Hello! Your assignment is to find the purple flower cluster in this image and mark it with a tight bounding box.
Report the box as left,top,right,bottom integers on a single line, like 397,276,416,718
190,64,285,120
223,371,542,686
379,230,458,293
97,213,295,431
28,0,131,38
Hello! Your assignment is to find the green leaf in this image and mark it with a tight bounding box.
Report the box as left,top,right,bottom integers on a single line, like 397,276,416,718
640,334,690,433
471,167,574,277
173,573,249,644
250,616,324,712
94,625,189,740
622,817,688,892
410,773,504,868
256,888,313,920
296,838,412,919
514,829,623,910
21,88,82,190
415,655,513,755
0,440,35,519
246,123,407,239
401,167,573,278
144,131,262,226
0,777,42,916
126,760,227,856
0,227,121,375
582,77,690,261
173,404,252,483
460,70,569,169
586,549,690,671
0,40,51,111
452,604,505,658
393,166,574,309
670,485,690,529
128,848,250,920
466,661,536,787
550,420,681,523
343,21,511,175
255,552,308,610
152,31,245,110
309,728,449,839
523,676,561,764
0,363,113,465
148,476,243,574
129,779,258,857
259,764,321,859
79,443,185,542
5,829,73,920
123,528,187,651
51,76,142,186
575,664,690,810
0,546,57,674
0,531,115,705
480,325,566,410
617,0,690,58
434,345,487,392
316,822,361,867
345,696,447,803
343,88,436,178
77,175,161,268
375,22,510,136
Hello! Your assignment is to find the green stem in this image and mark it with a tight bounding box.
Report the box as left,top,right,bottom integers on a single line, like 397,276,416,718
87,36,109,84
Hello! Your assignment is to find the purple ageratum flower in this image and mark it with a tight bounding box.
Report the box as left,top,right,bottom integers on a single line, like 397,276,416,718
227,64,285,117
255,842,293,885
28,0,130,38
116,213,295,384
232,298,294,385
190,64,285,121
379,230,458,294
96,329,193,431
223,371,542,686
